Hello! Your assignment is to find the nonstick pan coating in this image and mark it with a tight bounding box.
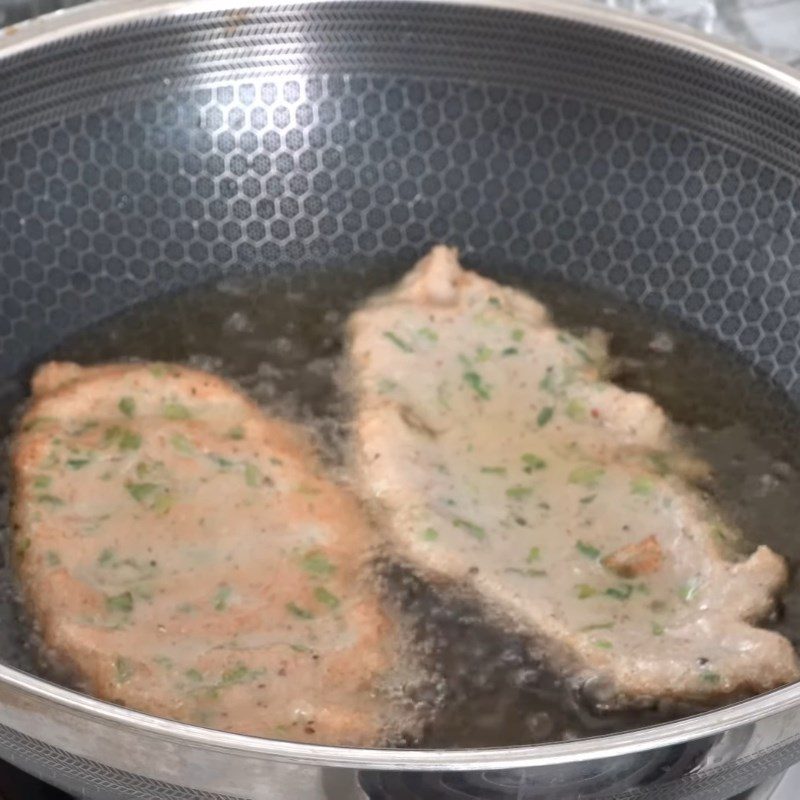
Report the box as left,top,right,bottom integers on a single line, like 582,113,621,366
2,1,800,798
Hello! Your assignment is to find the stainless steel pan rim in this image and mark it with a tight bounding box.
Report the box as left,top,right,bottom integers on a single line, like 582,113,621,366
2,0,800,773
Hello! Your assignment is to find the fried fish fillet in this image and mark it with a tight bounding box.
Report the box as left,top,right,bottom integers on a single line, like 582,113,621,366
348,246,799,704
13,361,396,744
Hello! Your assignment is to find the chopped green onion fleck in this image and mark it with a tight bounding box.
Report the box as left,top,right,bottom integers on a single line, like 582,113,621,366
118,397,136,418
163,403,191,420
475,345,493,362
185,668,203,683
537,406,554,427
98,548,115,566
576,540,601,559
480,466,507,475
418,327,438,342
568,465,605,488
700,671,720,684
16,537,31,556
115,656,135,683
605,584,634,601
33,475,51,489
314,586,340,610
45,551,61,567
631,476,654,496
593,639,613,650
576,583,597,599
286,601,314,620
290,643,310,653
526,546,541,562
580,494,597,505
383,331,413,352
227,425,245,440
522,453,547,472
106,591,134,613
422,527,439,542
301,551,336,577
511,329,524,342
488,296,501,308
244,463,261,488
463,371,491,400
149,364,167,378
66,458,91,470
652,622,665,636
153,655,174,669
453,518,486,541
213,584,232,611
502,347,519,356
506,485,533,501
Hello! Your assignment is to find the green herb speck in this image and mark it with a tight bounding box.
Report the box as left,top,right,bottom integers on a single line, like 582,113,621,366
679,581,699,603
605,584,634,601
163,403,191,420
98,548,115,566
568,465,605,488
227,426,245,440
511,329,524,342
580,494,597,505
506,485,533,501
453,518,486,540
537,406,554,427
171,433,193,454
593,639,613,650
383,331,413,352
502,347,519,357
475,344,493,362
576,583,597,599
106,591,134,613
213,584,232,611
576,540,601,559
286,601,314,620
463,371,491,400
244,463,261,488
185,668,203,683
631,476,654,496
118,397,136,418
118,429,141,451
480,466,506,475
301,551,335,578
700,671,720,684
522,453,546,472
418,327,438,342
652,622,665,636
33,475,51,489
314,586,340,610
35,494,64,507
566,399,587,421
45,551,61,567
526,546,541,562
66,458,91,470
580,622,615,632
422,527,439,542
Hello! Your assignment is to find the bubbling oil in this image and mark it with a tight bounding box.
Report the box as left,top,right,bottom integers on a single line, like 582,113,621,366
2,266,800,748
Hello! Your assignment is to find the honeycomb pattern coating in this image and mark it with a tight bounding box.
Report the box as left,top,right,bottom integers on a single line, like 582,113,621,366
1,75,800,404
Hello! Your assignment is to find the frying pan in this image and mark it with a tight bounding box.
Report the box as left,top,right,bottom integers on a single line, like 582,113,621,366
1,0,800,797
